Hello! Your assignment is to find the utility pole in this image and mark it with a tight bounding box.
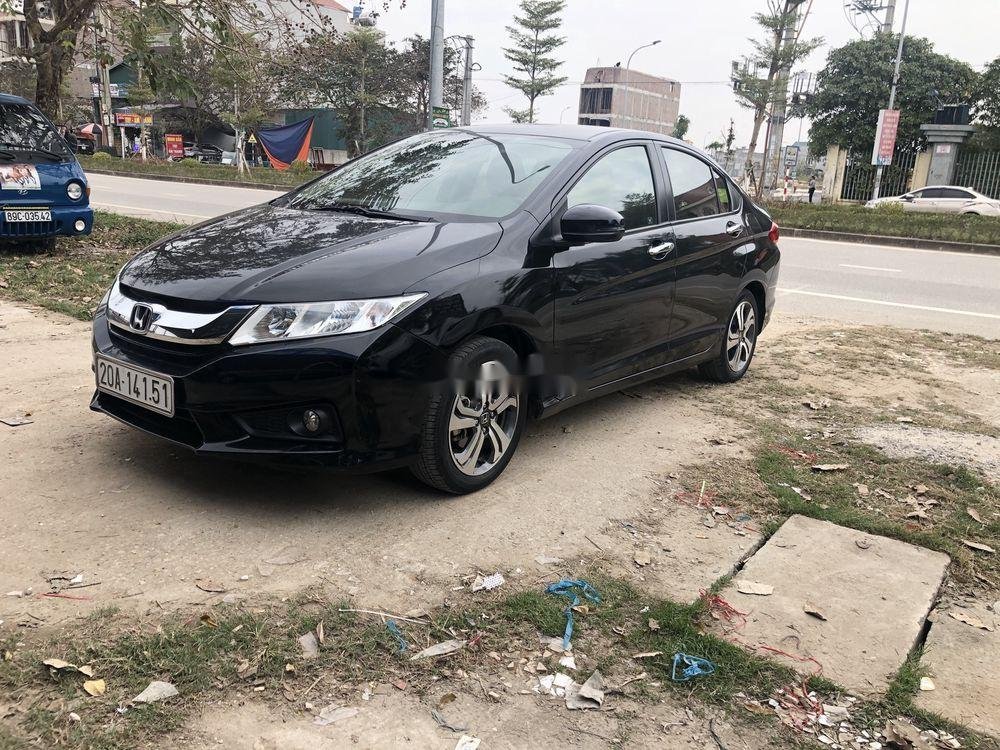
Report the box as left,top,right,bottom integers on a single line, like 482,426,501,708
882,0,896,32
870,0,909,202
427,0,445,130
460,36,474,126
762,0,808,192
95,5,114,149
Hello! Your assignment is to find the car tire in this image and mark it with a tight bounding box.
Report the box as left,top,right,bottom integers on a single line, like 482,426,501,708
699,290,760,383
411,336,525,494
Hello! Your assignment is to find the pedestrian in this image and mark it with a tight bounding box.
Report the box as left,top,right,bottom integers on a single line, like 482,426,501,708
808,175,817,203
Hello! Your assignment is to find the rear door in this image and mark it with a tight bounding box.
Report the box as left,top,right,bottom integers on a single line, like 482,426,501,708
552,141,676,388
935,187,976,213
659,146,752,362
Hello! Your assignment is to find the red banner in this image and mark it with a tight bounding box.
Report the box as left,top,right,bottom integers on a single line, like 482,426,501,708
165,134,184,159
871,109,900,166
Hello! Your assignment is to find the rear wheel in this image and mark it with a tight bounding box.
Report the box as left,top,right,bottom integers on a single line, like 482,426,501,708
411,336,525,494
699,290,759,383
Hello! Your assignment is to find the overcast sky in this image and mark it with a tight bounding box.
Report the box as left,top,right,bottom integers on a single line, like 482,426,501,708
373,0,999,149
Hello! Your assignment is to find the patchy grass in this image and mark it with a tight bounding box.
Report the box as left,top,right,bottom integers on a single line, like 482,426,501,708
0,212,180,320
765,201,1000,245
0,573,805,749
79,154,310,189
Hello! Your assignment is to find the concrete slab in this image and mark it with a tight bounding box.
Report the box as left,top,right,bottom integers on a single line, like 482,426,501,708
915,603,1000,739
714,515,949,694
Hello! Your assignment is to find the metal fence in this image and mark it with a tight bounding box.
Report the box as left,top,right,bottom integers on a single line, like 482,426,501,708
840,147,918,202
954,151,1000,199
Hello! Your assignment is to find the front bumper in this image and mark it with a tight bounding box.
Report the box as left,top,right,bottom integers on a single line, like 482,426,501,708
0,204,93,239
90,309,448,469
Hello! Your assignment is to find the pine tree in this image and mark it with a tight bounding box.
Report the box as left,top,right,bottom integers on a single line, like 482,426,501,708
502,0,568,124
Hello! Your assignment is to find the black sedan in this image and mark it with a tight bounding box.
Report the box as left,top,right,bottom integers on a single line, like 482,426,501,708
91,124,779,493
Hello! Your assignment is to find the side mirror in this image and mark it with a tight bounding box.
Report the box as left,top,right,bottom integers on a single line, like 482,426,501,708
901,194,915,201
560,204,625,244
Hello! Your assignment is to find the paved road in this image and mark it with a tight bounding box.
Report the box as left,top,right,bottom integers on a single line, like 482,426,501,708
86,172,285,223
85,172,1000,338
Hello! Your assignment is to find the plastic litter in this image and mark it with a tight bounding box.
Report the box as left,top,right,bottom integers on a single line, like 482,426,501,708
670,652,716,682
545,579,601,649
386,620,408,652
471,572,505,592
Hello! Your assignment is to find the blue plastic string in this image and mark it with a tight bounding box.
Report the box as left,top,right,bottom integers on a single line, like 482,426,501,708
545,579,602,650
671,652,716,682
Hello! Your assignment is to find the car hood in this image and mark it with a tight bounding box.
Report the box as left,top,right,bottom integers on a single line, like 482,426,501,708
119,203,502,304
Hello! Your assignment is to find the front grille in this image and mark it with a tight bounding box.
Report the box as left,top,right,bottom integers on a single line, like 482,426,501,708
0,219,60,237
109,323,227,362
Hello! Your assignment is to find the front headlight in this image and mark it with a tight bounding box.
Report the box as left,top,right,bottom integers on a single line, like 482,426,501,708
67,181,84,201
228,294,426,346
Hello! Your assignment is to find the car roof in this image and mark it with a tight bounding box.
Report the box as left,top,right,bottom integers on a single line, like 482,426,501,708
920,185,980,193
0,93,33,106
458,122,692,148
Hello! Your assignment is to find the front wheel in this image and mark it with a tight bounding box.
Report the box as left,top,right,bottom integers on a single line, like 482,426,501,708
411,336,525,494
699,290,759,383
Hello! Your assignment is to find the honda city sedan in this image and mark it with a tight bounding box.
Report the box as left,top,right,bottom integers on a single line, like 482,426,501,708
91,124,780,493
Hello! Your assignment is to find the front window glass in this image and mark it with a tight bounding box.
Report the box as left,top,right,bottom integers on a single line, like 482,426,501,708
567,146,657,229
286,131,574,219
0,104,72,159
662,147,720,220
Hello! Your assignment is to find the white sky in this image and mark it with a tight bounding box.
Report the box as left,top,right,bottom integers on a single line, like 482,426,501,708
373,0,999,149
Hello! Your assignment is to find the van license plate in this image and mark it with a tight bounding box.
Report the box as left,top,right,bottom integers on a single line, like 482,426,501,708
96,355,175,416
4,209,52,222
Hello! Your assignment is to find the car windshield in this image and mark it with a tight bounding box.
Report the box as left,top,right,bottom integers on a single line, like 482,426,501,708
0,103,72,160
285,130,575,219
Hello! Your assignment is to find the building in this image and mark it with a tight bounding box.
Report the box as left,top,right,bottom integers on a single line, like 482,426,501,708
577,66,680,135
262,0,353,41
0,2,54,65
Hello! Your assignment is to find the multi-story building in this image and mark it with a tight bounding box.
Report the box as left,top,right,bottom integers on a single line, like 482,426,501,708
0,1,53,64
577,66,680,136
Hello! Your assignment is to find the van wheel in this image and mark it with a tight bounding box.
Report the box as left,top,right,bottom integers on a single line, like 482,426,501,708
411,336,525,494
699,290,759,383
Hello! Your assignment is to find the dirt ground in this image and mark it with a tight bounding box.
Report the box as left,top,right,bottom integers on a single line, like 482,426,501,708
2,300,999,748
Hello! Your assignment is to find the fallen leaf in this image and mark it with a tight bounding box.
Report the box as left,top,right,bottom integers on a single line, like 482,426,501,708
896,416,914,424
83,679,106,696
313,704,359,726
949,610,994,631
919,677,935,691
967,507,984,524
132,680,178,704
812,464,848,472
632,651,663,659
647,618,660,631
906,508,928,520
392,678,407,691
410,639,466,661
855,484,870,497
803,399,830,411
78,665,95,678
962,540,996,554
236,659,258,679
804,603,827,621
913,483,928,494
316,621,325,645
633,549,652,567
735,580,774,596
194,579,226,594
200,613,218,628
437,692,457,707
42,658,76,672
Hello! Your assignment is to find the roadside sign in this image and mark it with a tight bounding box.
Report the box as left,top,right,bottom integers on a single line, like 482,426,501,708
871,109,900,166
431,105,452,129
784,145,798,167
115,112,152,126
165,133,184,159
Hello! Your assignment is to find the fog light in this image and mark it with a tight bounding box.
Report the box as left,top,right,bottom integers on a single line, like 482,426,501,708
302,409,322,433
74,219,86,232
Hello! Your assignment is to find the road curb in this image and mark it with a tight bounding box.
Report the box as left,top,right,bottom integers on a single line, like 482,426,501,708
782,227,1000,256
81,167,297,193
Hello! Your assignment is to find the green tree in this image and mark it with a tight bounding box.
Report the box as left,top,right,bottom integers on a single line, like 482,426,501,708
502,0,567,123
971,55,1000,149
807,35,978,156
671,114,690,140
732,1,822,189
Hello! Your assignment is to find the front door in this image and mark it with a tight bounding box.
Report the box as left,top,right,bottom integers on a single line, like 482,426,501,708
552,143,675,390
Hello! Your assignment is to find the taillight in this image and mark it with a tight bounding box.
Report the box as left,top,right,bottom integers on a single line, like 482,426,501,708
768,221,779,244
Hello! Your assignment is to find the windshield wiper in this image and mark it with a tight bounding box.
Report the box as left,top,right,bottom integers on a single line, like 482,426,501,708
323,202,428,222
0,149,14,160
0,143,65,161
25,147,65,161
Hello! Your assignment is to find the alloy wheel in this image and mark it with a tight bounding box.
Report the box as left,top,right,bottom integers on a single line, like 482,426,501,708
726,300,756,374
448,360,519,476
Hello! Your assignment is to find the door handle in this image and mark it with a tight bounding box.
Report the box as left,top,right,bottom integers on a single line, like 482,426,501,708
725,221,744,237
648,241,675,260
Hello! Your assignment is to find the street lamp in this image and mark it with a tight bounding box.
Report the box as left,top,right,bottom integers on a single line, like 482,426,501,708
559,105,572,124
622,40,660,128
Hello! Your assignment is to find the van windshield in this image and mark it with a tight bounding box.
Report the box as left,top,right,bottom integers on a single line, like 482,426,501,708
285,130,575,220
0,103,72,161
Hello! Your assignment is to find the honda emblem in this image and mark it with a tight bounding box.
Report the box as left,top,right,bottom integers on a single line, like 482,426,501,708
129,303,153,333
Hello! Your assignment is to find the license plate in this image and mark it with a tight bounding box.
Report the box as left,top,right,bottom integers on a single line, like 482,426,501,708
96,355,174,416
4,209,52,222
